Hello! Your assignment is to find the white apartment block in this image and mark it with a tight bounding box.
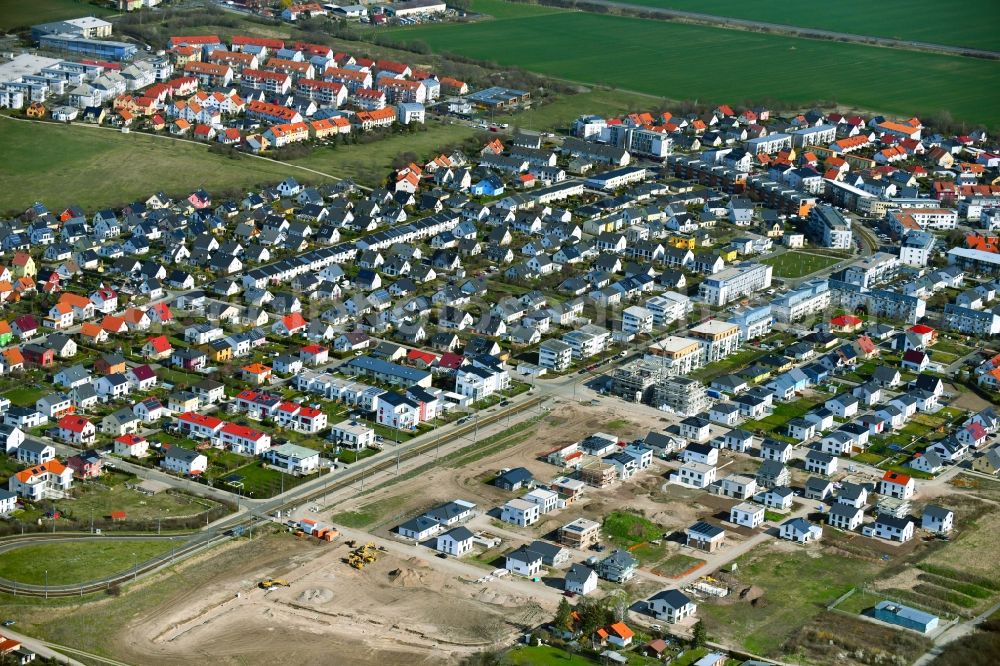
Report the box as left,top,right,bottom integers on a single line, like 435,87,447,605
806,205,853,249
698,263,773,306
539,339,573,371
645,292,691,325
622,305,654,335
562,325,611,359
772,279,831,323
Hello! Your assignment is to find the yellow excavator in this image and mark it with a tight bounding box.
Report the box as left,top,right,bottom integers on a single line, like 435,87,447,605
259,578,290,589
346,542,380,569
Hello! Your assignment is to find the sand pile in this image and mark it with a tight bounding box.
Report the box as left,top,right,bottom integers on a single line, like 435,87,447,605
388,568,425,587
297,588,334,604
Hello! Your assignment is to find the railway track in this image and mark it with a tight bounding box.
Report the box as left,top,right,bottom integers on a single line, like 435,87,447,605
0,395,547,598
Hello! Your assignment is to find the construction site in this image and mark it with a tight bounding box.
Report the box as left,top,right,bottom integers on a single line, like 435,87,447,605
610,360,711,416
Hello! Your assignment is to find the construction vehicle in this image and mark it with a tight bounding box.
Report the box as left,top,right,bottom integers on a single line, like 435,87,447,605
258,578,290,590
345,541,380,570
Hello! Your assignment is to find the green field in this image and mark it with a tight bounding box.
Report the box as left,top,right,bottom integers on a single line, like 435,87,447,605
609,0,1000,51
0,0,115,31
602,510,660,544
699,544,876,656
762,251,844,278
332,494,412,529
386,7,1000,128
0,120,326,213
0,539,176,585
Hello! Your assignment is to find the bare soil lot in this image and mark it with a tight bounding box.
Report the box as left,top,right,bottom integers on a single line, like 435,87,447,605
23,532,545,666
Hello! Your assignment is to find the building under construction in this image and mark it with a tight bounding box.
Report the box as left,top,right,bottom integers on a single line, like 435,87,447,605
579,461,617,488
652,376,710,416
610,359,667,402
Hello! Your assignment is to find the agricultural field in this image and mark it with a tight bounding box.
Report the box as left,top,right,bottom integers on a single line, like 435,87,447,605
762,251,844,279
0,120,327,213
0,0,114,31
610,0,1000,51
0,539,176,585
385,9,1000,128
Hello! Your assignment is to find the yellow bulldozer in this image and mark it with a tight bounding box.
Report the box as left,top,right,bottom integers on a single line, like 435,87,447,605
259,578,290,590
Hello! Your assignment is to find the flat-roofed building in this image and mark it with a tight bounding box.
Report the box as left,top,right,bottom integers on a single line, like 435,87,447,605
698,263,773,306
559,517,601,549
689,320,741,363
645,336,702,376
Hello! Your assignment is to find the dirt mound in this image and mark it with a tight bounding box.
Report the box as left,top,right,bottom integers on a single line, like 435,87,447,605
297,588,334,604
388,567,425,587
406,557,430,568
738,585,764,603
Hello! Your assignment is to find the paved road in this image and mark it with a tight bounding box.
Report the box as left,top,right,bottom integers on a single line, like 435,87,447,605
549,0,1000,59
0,627,89,666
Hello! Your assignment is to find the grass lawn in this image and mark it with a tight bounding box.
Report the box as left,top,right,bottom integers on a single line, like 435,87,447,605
652,553,705,578
834,589,886,615
0,0,115,31
331,494,411,529
743,395,824,434
336,446,378,464
494,89,665,133
603,510,660,544
608,0,1000,51
852,452,884,465
506,645,598,665
762,251,843,279
2,386,48,407
217,462,313,499
59,482,218,523
384,8,1000,128
0,120,326,213
698,544,876,656
0,539,176,585
671,649,710,666
689,348,767,381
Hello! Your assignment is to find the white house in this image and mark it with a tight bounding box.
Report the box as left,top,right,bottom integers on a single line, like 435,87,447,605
564,563,598,596
921,505,953,535
435,526,475,556
780,517,822,543
505,545,543,577
730,502,764,528
501,498,540,527
647,589,697,624
161,446,208,475
264,443,319,475
879,471,915,499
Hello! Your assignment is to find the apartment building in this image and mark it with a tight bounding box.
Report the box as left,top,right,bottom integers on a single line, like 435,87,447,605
562,325,610,359
698,262,773,306
806,205,853,249
645,336,702,376
689,320,741,363
771,279,831,323
622,305,654,335
539,338,573,371
645,292,691,325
